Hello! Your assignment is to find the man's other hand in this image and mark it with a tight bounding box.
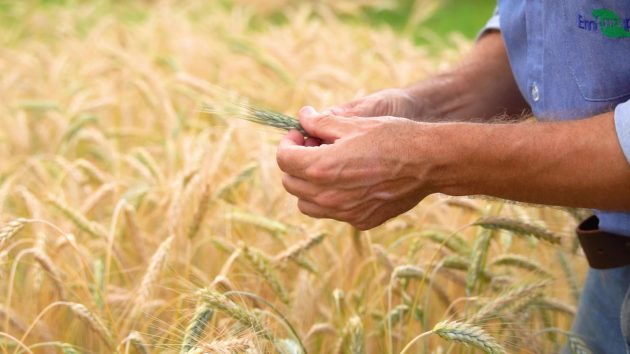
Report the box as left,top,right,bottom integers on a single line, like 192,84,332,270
324,88,420,119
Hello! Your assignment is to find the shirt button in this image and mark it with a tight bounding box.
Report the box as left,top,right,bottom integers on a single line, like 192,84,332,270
531,83,540,102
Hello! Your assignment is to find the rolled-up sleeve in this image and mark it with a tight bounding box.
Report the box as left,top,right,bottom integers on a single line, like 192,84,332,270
477,6,500,39
614,101,630,165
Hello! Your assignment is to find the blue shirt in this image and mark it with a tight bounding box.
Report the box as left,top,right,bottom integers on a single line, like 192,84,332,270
482,1,630,236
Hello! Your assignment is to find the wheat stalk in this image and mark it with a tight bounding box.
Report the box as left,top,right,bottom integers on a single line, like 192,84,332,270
0,218,27,250
65,302,115,349
75,159,108,184
48,196,108,239
61,343,81,354
80,182,116,215
199,289,273,341
491,254,552,277
121,331,149,354
345,316,365,354
534,297,577,316
201,103,307,136
381,304,410,330
228,211,288,235
474,216,562,244
400,320,506,354
467,229,493,295
568,335,593,354
419,230,470,255
305,322,337,341
471,281,549,323
274,232,325,263
32,248,66,299
433,320,506,354
556,250,581,303
123,205,146,261
187,181,211,240
194,338,252,354
181,303,214,353
393,265,451,307
214,163,258,204
135,235,174,311
241,245,290,305
393,265,426,279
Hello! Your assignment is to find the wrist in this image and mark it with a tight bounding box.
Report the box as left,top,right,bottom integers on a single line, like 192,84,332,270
405,121,470,195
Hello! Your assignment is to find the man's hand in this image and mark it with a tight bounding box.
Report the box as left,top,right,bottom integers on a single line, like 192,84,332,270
324,88,420,119
328,32,530,123
276,106,438,230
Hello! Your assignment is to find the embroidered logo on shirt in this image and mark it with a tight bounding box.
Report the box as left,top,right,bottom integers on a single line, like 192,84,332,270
577,9,630,38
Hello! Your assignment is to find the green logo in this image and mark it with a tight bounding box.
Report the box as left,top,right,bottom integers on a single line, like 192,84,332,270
592,8,630,38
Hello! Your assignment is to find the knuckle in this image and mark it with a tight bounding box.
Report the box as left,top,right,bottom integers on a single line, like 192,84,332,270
305,164,330,182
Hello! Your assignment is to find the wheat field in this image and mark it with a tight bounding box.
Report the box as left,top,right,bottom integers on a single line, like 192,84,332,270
0,1,588,353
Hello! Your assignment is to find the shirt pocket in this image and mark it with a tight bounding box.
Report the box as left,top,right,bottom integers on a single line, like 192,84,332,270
561,1,630,102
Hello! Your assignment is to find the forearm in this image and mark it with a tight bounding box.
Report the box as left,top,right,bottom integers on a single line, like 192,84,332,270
428,113,630,210
406,32,529,122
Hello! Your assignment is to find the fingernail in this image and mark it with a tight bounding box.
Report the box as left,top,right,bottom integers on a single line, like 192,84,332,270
299,106,318,117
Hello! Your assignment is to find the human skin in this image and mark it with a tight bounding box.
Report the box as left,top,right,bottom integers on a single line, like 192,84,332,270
276,33,630,230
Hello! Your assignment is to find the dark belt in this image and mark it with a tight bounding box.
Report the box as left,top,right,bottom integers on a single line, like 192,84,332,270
576,215,630,269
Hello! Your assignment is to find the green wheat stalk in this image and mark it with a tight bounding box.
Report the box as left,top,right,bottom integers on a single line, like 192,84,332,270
201,103,308,136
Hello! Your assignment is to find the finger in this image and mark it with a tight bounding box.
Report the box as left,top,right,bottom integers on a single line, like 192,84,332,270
343,101,373,117
282,129,305,146
282,174,321,200
323,101,358,116
298,106,355,142
276,129,319,176
305,137,323,147
297,199,332,219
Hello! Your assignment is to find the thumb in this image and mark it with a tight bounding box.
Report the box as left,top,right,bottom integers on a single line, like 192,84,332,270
298,106,354,142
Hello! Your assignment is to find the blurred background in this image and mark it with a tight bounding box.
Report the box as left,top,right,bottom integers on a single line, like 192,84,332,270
0,0,496,42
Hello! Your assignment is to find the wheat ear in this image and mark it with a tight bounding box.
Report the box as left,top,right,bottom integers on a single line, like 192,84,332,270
214,162,258,204
135,235,174,311
345,316,365,354
433,320,506,354
471,281,548,323
187,181,211,240
122,331,149,354
48,196,108,239
199,289,273,341
32,248,66,299
474,216,561,244
201,103,307,136
491,254,552,277
274,232,325,263
467,229,493,295
195,338,252,354
65,302,115,348
228,211,288,235
0,218,28,250
241,245,289,305
181,303,214,353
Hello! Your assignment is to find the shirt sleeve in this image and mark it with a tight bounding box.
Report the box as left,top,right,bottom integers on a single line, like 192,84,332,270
477,6,500,40
614,101,630,165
